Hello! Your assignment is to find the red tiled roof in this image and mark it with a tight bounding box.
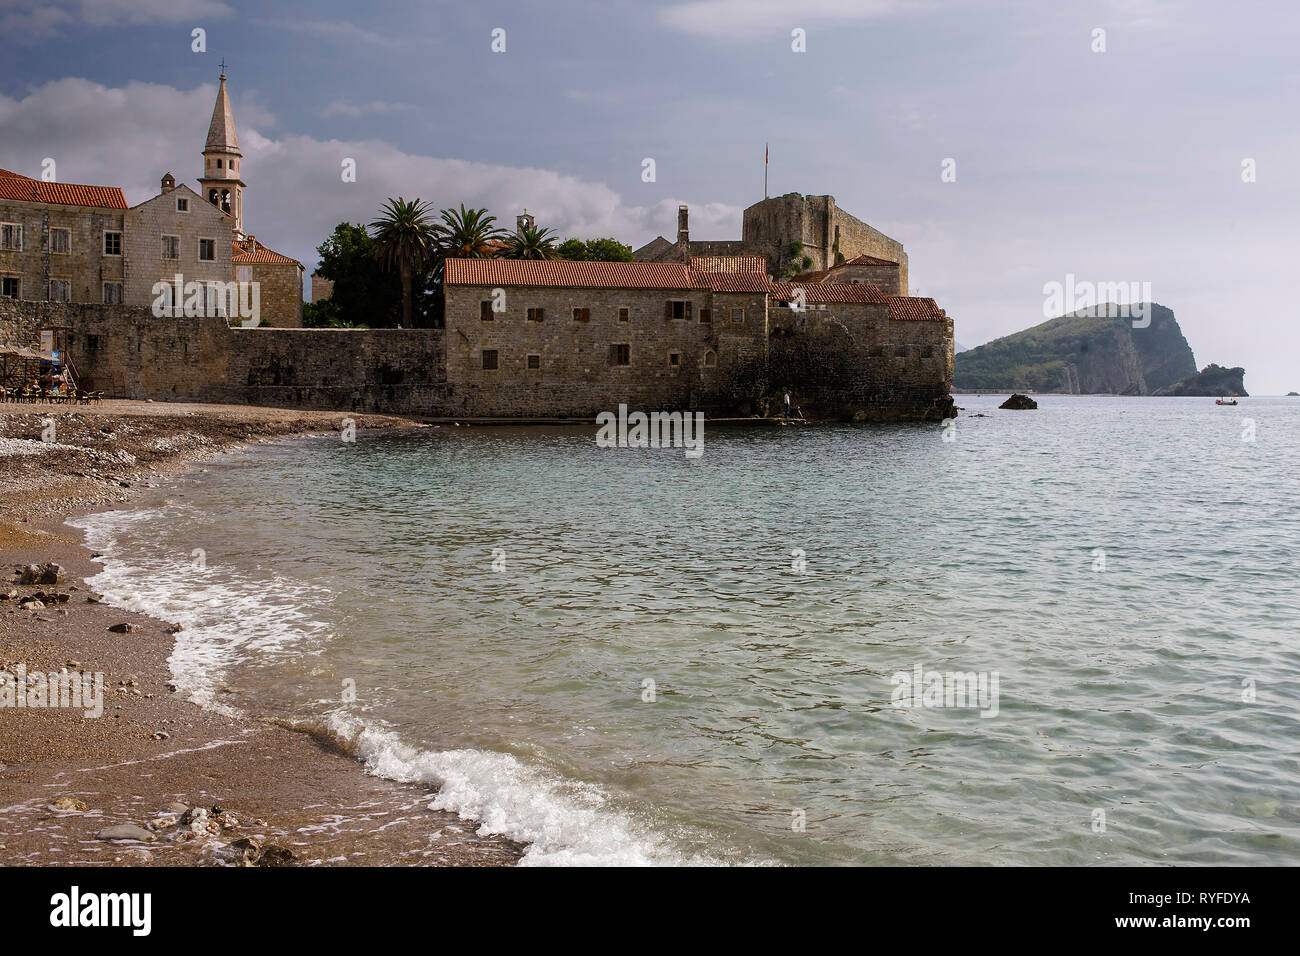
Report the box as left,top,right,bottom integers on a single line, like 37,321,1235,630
232,239,301,265
842,253,899,267
885,296,946,322
689,255,766,274
446,258,699,289
0,170,127,209
769,282,888,304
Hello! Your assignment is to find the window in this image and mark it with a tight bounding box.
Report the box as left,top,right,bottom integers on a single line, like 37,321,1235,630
0,223,22,251
177,197,189,212
48,279,70,302
104,231,122,255
667,351,681,368
162,235,180,259
50,228,70,254
703,349,717,368
527,354,541,370
573,307,590,322
665,299,690,319
198,238,215,261
480,300,494,320
611,343,630,366
527,307,545,321
699,307,712,324
481,349,499,370
1,277,19,298
618,307,630,323
894,345,909,358
103,283,123,304
731,308,744,324
87,334,101,351
216,159,223,168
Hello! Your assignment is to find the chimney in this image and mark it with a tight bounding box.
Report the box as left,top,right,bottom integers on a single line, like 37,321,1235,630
677,204,690,245
160,172,175,193
516,210,535,236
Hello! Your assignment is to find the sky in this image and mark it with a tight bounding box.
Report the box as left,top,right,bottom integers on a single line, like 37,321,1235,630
1,0,1297,392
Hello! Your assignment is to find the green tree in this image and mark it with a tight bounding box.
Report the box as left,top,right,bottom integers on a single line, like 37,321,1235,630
436,204,505,259
370,197,439,329
311,222,401,328
499,223,560,260
557,237,633,262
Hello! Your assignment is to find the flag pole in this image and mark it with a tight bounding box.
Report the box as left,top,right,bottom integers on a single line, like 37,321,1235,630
764,143,769,199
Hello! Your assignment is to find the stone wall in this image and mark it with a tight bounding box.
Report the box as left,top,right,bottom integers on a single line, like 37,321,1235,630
0,295,950,420
0,200,126,305
122,185,231,308
742,194,910,291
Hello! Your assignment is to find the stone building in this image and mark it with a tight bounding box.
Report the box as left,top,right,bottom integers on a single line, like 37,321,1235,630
0,168,128,305
0,72,301,327
634,193,910,294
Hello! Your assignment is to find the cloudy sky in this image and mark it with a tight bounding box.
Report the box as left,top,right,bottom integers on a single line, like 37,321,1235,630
1,0,1297,391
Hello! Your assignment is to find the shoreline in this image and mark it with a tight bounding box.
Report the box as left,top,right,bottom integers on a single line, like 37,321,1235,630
0,401,524,866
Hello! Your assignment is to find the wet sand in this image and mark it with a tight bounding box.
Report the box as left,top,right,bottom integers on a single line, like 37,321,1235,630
0,401,523,866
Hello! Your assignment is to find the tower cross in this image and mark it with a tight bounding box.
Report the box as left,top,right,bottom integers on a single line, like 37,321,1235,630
219,57,228,75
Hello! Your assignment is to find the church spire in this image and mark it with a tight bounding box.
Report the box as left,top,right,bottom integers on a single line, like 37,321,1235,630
199,68,245,236
205,71,240,154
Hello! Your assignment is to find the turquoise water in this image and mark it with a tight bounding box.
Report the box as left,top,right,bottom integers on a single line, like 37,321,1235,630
74,396,1300,865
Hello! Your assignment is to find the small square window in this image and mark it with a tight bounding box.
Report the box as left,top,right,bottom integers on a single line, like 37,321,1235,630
1,223,22,251
527,354,541,369
162,235,180,259
573,307,590,322
611,343,630,366
50,228,70,254
699,307,712,324
2,277,20,298
177,197,189,212
482,349,499,370
527,307,545,321
666,300,689,319
103,283,123,304
667,351,681,368
104,232,122,256
480,300,494,320
618,307,630,322
198,238,215,261
731,308,744,324
48,279,70,302
87,334,101,350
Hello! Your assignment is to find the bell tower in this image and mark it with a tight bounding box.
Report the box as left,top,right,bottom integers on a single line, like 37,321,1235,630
198,68,245,236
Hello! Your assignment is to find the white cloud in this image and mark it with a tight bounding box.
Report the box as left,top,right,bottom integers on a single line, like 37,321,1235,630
0,0,233,35
660,0,920,40
0,78,741,275
319,100,414,119
271,18,403,48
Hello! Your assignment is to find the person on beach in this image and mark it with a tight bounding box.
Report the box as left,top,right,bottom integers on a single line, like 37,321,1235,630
783,390,792,420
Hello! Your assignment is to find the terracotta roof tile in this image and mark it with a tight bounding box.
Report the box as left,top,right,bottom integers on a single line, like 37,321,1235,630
446,258,698,289
842,253,899,267
689,255,766,274
769,282,888,304
885,296,946,322
700,272,770,292
232,239,301,265
0,173,127,209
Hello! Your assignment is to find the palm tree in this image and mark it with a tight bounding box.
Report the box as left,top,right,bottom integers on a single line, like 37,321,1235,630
499,223,560,260
436,205,505,259
370,197,438,329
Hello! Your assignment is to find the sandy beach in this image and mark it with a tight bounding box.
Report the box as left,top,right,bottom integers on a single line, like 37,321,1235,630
0,400,522,866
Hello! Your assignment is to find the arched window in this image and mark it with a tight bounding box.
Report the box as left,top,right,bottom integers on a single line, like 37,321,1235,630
208,189,220,206
703,349,717,368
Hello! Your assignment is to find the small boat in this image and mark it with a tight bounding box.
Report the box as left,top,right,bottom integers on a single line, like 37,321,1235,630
1216,398,1238,406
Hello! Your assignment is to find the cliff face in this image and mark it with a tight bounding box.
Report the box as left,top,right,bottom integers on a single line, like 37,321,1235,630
954,303,1197,394
1153,364,1249,397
